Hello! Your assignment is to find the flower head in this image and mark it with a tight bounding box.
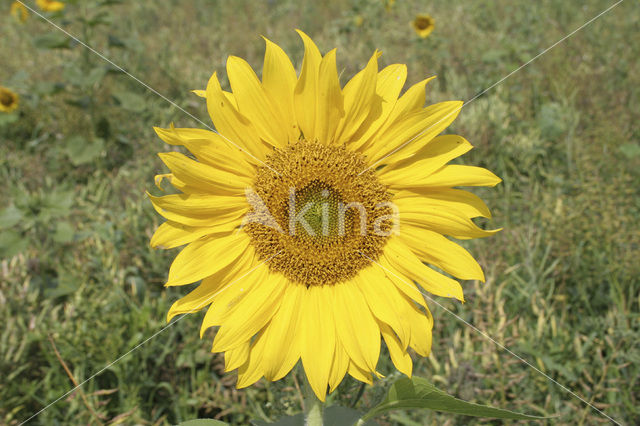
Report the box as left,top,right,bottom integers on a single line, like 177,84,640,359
412,14,435,38
150,31,500,401
0,86,19,113
36,0,65,12
10,2,29,22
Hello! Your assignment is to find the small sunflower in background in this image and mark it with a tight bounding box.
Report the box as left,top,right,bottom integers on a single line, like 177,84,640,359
150,31,500,401
0,86,19,113
36,0,65,12
10,1,29,22
413,14,435,38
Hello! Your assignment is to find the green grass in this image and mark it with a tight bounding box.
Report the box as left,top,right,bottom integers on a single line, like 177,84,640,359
1,0,639,424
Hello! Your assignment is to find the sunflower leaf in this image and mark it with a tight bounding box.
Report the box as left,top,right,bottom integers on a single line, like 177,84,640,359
33,33,71,49
177,420,229,426
361,377,549,421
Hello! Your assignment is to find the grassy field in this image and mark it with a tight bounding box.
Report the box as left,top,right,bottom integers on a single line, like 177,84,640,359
1,0,639,424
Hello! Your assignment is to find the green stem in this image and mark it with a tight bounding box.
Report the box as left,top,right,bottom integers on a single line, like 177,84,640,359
303,379,324,426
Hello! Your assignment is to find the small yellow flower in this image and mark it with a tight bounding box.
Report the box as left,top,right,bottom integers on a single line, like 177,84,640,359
10,2,29,22
36,0,65,12
0,86,19,113
412,14,435,38
353,14,364,27
385,0,396,12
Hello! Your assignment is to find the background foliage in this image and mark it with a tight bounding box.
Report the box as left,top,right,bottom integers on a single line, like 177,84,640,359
1,0,638,424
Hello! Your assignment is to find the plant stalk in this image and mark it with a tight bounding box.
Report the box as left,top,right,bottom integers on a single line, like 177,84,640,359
303,379,324,426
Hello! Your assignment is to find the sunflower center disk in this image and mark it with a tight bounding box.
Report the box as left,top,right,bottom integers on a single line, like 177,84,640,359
245,141,394,286
0,92,12,106
293,181,346,242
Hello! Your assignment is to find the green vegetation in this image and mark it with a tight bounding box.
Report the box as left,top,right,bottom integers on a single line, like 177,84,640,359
1,0,638,424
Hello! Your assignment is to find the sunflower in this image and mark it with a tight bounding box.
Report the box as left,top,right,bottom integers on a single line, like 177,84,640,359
36,0,65,12
150,31,500,401
412,14,435,38
10,2,29,22
0,86,19,113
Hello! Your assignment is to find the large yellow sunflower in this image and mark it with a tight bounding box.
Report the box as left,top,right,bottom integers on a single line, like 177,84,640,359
150,31,500,401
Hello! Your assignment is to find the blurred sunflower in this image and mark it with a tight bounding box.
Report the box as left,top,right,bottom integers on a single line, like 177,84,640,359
150,31,500,400
413,14,435,38
36,0,65,12
0,86,19,113
10,1,29,22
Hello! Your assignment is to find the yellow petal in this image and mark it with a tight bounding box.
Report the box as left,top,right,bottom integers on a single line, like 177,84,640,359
261,283,304,381
347,361,373,384
205,72,265,161
376,255,428,309
368,101,463,164
154,126,252,175
199,251,267,334
349,64,407,151
359,76,434,156
166,232,250,286
380,322,412,376
314,49,344,145
379,135,472,183
333,282,380,372
395,196,499,239
384,237,465,301
236,332,267,388
158,152,250,194
293,30,322,140
301,285,336,401
413,164,502,187
227,55,288,147
328,341,349,392
334,52,379,144
211,271,285,352
405,300,434,356
399,224,485,281
169,246,255,321
356,266,409,348
147,192,247,227
150,221,237,249
395,188,491,219
225,341,250,372
262,37,300,142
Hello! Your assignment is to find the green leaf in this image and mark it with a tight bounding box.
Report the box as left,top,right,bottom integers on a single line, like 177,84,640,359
250,413,303,426
0,205,24,230
108,34,127,48
44,271,80,299
85,67,107,87
65,136,104,165
53,221,75,244
362,377,548,421
250,407,378,426
0,113,19,127
112,90,146,113
65,96,91,109
34,33,71,49
33,81,65,96
86,11,112,27
0,229,29,259
620,142,640,159
325,406,378,426
178,420,229,426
